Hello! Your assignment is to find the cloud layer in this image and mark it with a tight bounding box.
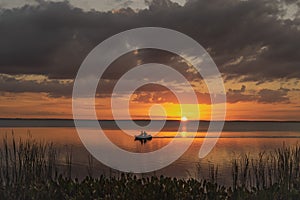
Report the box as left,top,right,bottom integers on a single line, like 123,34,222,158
0,0,299,80
0,0,299,106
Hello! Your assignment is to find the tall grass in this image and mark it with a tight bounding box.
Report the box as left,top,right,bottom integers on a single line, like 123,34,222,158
0,135,58,186
229,144,300,198
0,134,300,199
230,144,300,190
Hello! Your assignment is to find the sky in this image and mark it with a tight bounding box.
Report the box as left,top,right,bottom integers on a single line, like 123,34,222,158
0,0,299,121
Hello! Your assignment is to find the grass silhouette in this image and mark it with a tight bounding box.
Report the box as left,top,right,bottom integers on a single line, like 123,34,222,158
0,134,299,199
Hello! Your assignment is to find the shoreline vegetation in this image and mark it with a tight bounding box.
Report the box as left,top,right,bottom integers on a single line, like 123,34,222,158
0,135,300,199
1,118,300,122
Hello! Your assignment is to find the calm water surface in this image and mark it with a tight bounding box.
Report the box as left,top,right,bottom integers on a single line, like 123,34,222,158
0,120,300,185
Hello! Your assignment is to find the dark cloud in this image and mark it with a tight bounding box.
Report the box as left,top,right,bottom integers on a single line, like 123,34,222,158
227,86,291,104
0,0,299,105
0,72,292,105
100,48,200,81
226,85,256,103
132,91,177,104
0,74,73,97
0,0,299,82
257,88,290,103
131,84,291,104
133,85,290,104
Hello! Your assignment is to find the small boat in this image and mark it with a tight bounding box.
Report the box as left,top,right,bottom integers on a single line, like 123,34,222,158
135,131,152,140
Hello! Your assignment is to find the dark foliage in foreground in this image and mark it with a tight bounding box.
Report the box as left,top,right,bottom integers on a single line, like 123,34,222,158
1,174,300,200
0,136,300,199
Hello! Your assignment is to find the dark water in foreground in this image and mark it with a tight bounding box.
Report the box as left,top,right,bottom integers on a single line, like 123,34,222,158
0,120,300,185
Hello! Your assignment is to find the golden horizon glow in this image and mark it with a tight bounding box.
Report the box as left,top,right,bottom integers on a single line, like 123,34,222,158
0,90,299,121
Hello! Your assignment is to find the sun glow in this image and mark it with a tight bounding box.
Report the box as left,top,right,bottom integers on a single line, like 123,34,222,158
181,116,188,122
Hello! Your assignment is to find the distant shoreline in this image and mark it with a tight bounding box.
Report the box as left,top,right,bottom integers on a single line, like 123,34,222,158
0,118,299,123
1,118,299,132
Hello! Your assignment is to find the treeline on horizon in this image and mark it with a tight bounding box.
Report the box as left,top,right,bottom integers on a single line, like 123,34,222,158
0,119,300,133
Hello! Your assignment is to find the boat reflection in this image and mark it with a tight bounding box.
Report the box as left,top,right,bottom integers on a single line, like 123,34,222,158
134,137,152,144
134,131,152,144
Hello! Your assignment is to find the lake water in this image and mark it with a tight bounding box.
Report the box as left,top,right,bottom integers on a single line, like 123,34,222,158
0,120,300,185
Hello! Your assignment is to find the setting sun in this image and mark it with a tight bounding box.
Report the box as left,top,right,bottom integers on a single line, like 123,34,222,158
181,116,188,121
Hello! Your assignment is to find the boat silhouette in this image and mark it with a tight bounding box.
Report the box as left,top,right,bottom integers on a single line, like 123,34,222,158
134,131,152,144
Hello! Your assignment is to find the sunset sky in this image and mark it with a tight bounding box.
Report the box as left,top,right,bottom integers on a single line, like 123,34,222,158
0,0,299,121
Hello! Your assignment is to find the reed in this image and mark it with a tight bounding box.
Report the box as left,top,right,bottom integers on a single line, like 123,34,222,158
0,136,56,185
229,144,300,199
0,134,300,199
